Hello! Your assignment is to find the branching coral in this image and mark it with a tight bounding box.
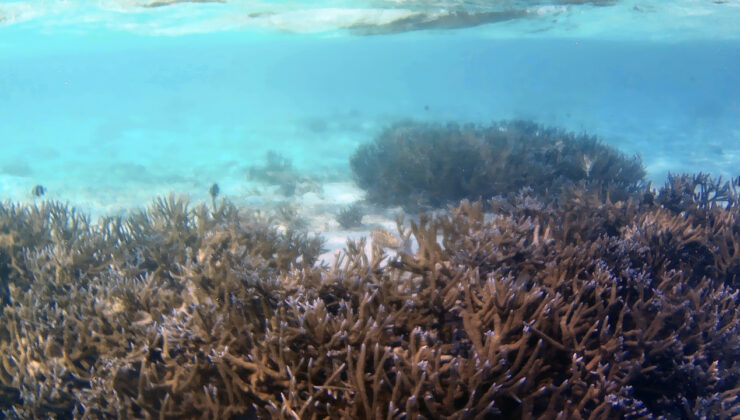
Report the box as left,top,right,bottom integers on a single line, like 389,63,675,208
0,196,324,418
336,203,365,229
350,120,646,211
657,172,739,212
0,173,738,419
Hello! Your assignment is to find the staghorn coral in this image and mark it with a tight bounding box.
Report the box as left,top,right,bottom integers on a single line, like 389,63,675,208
0,174,738,419
657,172,739,212
336,203,365,229
0,196,324,418
350,120,646,211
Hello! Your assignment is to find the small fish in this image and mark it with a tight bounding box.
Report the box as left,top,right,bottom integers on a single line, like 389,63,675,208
208,183,220,199
31,185,46,197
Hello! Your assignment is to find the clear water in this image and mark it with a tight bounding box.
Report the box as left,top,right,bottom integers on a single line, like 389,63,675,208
1,0,738,232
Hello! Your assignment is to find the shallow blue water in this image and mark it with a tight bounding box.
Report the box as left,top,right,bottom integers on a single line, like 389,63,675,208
1,2,739,217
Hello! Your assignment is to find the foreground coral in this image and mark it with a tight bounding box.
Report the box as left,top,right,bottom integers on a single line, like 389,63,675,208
0,175,738,419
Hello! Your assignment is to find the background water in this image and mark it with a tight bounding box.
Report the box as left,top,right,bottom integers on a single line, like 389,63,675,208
0,0,738,221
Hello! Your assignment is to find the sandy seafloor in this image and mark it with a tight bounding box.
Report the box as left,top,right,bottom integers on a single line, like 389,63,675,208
0,0,739,263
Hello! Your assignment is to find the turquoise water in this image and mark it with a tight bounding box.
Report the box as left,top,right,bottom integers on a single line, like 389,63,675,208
1,1,739,221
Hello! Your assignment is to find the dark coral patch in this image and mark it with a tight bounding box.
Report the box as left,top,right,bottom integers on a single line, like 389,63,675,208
350,120,645,211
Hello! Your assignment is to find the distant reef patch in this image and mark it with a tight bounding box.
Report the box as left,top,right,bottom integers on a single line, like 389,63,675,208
247,150,322,197
351,120,645,211
0,160,32,178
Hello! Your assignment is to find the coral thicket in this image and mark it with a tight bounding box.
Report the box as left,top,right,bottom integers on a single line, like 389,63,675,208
350,120,645,211
0,171,738,418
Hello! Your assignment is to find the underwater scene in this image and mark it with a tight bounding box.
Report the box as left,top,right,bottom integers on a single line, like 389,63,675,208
1,0,739,418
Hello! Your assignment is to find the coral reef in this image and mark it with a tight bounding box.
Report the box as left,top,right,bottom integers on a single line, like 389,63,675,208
273,202,309,231
0,195,325,418
0,173,738,419
247,151,320,197
350,120,646,211
336,203,365,229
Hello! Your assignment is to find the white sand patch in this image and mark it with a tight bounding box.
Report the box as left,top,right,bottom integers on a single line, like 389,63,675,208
321,182,365,205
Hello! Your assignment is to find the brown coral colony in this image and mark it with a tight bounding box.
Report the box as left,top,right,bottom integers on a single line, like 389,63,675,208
0,120,738,419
